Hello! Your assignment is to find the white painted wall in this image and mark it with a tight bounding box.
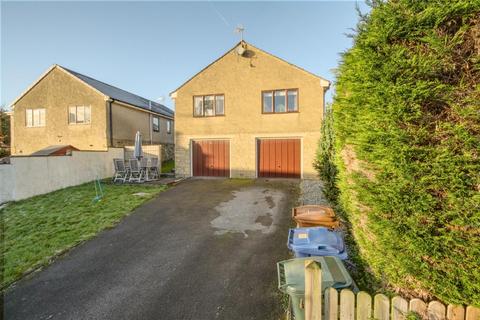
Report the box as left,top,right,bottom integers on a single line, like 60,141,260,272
0,148,123,204
0,164,14,203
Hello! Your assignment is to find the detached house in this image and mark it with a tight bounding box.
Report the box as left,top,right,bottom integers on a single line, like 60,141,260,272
9,65,174,156
171,41,330,179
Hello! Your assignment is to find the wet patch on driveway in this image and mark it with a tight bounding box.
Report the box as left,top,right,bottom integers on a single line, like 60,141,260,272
211,187,284,237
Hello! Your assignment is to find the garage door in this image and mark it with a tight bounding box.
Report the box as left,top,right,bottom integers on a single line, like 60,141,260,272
192,140,230,177
257,139,301,178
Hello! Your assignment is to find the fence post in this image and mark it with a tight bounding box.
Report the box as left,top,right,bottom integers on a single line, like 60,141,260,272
305,259,322,320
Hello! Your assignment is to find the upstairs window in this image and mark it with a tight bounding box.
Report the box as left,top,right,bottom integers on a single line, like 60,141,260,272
215,95,224,115
263,92,273,113
26,108,46,127
69,106,91,124
287,90,298,112
167,120,172,134
262,89,298,113
152,116,160,132
193,94,225,117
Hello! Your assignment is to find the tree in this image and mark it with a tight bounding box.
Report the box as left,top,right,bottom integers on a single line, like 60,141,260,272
0,107,11,157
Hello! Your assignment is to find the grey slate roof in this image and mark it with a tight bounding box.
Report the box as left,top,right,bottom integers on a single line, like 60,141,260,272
61,66,174,118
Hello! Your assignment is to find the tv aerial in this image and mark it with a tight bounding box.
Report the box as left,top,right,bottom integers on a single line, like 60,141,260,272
234,24,247,56
234,24,245,41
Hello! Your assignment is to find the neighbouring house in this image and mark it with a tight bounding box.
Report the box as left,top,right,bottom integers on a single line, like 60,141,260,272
8,64,174,158
171,41,330,179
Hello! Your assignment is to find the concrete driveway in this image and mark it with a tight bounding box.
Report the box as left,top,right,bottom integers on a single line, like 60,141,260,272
5,179,298,320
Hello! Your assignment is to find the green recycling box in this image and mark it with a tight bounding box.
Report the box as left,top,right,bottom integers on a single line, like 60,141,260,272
277,256,353,320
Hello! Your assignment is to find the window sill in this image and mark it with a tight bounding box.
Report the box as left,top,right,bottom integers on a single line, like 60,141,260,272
262,111,299,114
193,115,225,118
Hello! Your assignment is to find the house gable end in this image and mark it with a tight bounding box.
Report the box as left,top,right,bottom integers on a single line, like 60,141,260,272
10,65,108,109
171,41,330,97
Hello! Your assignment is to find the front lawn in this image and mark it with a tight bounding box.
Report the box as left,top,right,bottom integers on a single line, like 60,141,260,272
0,181,167,288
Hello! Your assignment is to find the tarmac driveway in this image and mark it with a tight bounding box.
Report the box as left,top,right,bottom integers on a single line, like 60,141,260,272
5,179,298,320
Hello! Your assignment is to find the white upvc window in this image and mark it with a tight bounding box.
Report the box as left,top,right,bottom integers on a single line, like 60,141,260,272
69,106,91,124
26,108,46,127
167,120,172,134
152,116,160,132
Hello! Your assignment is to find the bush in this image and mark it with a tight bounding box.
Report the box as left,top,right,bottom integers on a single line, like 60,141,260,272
0,109,11,156
315,109,338,202
0,148,9,158
332,0,480,305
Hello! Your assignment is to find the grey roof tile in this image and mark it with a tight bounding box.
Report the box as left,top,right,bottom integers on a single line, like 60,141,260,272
62,66,174,118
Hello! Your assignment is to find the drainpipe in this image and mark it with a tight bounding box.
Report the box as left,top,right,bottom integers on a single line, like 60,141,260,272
149,100,153,145
107,99,113,147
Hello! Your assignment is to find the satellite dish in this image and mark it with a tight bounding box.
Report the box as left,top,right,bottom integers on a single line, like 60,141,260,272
236,45,246,56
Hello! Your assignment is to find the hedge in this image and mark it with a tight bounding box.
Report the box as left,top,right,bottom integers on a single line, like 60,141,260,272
331,0,480,306
315,109,339,202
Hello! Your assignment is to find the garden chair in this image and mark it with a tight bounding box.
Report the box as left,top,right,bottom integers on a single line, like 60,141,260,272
128,159,144,183
140,158,150,181
149,157,160,180
124,159,132,181
113,158,128,183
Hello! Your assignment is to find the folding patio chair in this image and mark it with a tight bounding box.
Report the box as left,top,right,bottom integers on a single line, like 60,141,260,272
149,157,160,180
113,158,128,183
128,159,144,183
140,158,150,181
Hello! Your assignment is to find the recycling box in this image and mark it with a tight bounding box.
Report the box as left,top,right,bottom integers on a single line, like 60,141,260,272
287,227,348,260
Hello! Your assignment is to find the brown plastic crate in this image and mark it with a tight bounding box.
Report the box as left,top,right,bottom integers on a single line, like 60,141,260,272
292,205,340,228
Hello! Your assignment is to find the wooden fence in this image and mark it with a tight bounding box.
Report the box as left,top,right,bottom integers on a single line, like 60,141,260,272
304,261,480,320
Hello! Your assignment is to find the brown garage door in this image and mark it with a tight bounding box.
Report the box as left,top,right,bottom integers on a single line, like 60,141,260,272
192,140,230,177
257,139,301,178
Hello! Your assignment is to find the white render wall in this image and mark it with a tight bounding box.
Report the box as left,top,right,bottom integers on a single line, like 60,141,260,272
0,148,123,204
0,164,14,203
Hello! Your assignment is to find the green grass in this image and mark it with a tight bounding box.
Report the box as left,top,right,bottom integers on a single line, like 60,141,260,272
161,159,175,173
0,181,167,288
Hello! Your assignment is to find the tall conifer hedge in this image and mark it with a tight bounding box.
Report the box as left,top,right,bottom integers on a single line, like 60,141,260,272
331,0,480,305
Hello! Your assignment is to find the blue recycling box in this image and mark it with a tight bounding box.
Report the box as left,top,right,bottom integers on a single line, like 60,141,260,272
287,227,348,259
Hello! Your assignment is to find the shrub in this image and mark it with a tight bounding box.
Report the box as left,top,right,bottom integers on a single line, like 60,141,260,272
315,108,339,202
332,0,480,305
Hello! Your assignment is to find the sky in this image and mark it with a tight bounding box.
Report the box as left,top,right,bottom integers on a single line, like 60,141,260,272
1,1,369,110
